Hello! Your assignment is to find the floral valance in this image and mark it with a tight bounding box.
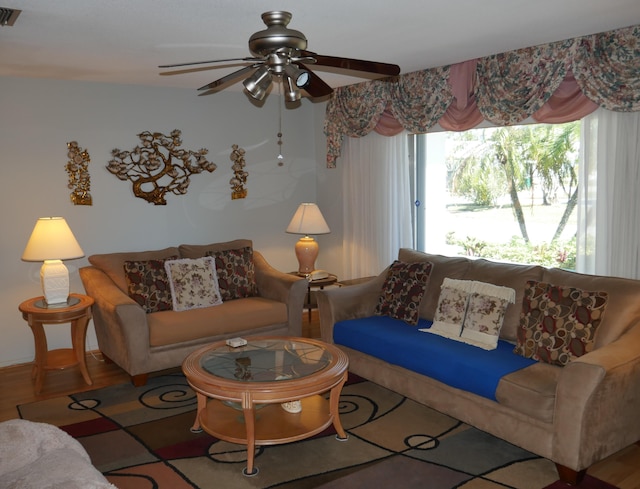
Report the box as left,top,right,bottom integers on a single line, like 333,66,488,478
324,24,640,167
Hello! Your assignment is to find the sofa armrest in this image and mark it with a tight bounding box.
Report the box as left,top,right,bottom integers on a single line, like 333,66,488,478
79,266,150,375
253,251,307,337
552,322,640,471
317,272,386,343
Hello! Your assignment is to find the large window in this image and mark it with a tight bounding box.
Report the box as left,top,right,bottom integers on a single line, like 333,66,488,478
410,122,580,269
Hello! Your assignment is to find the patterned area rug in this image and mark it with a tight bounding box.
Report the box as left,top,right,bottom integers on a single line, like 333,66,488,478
18,373,617,489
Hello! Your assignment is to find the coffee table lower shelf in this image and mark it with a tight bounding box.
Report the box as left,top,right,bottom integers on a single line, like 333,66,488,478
199,395,337,446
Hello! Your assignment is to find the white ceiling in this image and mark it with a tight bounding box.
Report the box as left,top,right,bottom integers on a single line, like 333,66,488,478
2,0,640,96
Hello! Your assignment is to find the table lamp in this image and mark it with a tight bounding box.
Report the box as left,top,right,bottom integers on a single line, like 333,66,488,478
21,217,85,305
286,203,330,275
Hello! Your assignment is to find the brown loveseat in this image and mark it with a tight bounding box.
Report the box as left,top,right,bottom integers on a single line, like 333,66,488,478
80,239,306,386
317,248,640,484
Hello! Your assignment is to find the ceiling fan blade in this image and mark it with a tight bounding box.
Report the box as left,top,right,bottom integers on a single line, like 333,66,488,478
298,64,333,98
159,57,260,69
198,65,259,91
300,51,400,76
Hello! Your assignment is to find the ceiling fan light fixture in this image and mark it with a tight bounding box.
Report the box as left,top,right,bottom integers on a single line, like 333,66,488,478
284,76,301,102
243,65,272,100
243,65,273,100
284,63,310,88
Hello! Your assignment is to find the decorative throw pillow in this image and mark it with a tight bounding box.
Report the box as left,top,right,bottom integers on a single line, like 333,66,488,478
422,279,515,350
374,260,433,325
164,257,223,312
206,246,258,301
429,278,474,338
460,282,516,350
513,280,608,366
124,257,176,313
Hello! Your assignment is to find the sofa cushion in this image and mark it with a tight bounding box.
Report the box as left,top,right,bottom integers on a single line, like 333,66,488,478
334,315,537,401
374,260,433,325
124,258,176,313
495,362,561,423
147,297,288,346
514,280,608,366
164,257,223,312
543,267,640,348
88,247,180,293
178,239,253,259
206,246,258,301
398,249,470,321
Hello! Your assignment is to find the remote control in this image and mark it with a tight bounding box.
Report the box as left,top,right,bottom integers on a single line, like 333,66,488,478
226,337,247,348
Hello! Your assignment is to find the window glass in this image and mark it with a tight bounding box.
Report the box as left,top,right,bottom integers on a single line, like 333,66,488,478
411,122,579,270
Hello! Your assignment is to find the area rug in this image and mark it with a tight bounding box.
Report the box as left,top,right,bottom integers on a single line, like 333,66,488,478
18,373,617,489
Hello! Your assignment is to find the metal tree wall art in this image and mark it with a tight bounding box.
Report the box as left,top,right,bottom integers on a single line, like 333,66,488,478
229,144,248,200
66,141,92,205
107,129,217,205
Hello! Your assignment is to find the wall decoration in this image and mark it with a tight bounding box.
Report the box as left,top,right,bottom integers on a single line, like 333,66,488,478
65,141,92,205
106,129,216,205
229,144,248,200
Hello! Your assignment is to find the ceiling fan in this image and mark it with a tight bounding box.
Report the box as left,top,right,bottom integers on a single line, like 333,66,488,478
158,11,401,101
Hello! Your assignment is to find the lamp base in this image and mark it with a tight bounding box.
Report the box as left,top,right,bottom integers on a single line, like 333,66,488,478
294,236,319,275
40,259,70,305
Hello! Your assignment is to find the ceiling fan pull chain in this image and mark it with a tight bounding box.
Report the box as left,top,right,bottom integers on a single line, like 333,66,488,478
277,83,284,166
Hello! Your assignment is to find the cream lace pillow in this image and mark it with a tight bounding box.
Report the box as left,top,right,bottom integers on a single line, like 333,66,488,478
164,257,223,312
422,278,515,350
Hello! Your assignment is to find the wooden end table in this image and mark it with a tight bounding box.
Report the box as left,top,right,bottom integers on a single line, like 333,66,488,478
182,336,349,476
290,273,338,321
18,293,94,394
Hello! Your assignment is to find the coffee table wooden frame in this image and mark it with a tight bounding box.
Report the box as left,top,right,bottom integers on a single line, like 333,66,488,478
182,336,349,476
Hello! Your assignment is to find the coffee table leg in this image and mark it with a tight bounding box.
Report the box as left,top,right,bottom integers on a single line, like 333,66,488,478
190,392,206,433
242,394,259,476
330,371,349,441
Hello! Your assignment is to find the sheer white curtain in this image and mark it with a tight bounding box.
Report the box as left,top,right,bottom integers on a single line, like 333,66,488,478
577,108,640,278
341,131,413,280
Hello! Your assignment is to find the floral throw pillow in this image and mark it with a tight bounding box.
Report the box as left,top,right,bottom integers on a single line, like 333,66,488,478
164,257,223,312
206,247,258,301
374,260,433,325
430,278,473,338
124,257,176,313
461,292,513,350
513,280,608,366
423,279,515,350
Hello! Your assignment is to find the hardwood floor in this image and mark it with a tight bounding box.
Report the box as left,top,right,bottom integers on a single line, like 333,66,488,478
1,311,638,488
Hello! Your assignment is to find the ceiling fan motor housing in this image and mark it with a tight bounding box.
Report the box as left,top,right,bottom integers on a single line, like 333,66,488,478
248,11,308,57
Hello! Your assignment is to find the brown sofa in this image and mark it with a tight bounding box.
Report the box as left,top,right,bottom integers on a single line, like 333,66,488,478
80,239,307,386
317,248,640,484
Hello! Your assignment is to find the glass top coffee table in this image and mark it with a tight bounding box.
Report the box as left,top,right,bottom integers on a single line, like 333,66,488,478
182,336,349,476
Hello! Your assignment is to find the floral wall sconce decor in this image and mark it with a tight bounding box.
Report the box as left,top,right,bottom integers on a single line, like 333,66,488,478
229,144,248,200
66,141,92,205
106,129,217,205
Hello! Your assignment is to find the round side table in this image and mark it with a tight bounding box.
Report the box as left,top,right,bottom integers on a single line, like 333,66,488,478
18,293,94,394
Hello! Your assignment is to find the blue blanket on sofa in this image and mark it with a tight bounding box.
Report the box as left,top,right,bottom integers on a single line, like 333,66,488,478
333,316,536,401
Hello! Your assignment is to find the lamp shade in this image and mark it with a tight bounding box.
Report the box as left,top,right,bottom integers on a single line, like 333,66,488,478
22,217,84,305
22,217,84,261
286,203,330,275
286,203,330,236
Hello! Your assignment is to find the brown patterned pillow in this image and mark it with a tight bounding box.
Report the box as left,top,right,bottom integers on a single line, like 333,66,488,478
206,247,258,301
514,280,608,366
124,257,176,313
375,260,433,325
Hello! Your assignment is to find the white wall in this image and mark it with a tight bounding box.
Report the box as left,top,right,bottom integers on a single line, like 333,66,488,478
0,76,324,367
